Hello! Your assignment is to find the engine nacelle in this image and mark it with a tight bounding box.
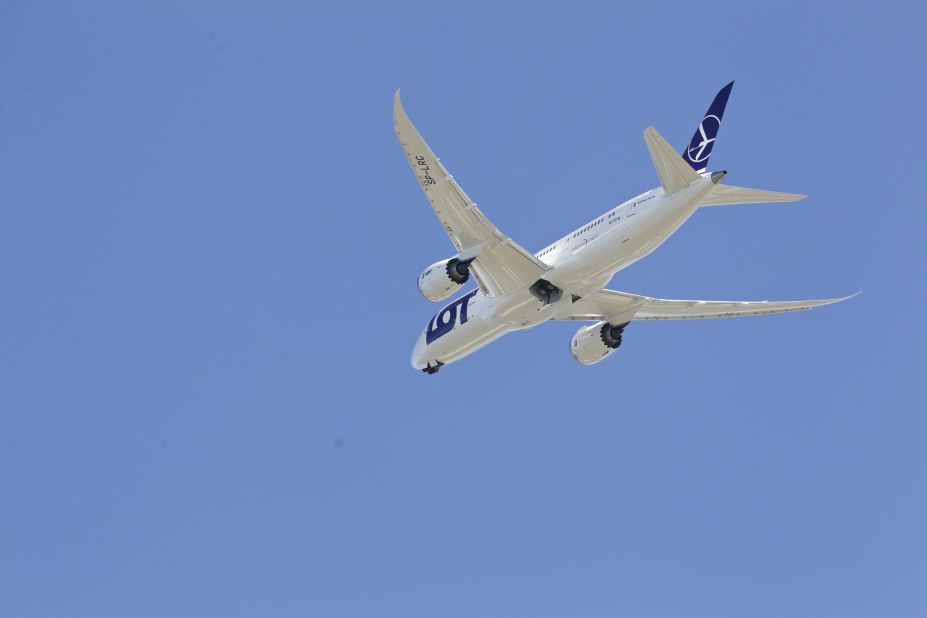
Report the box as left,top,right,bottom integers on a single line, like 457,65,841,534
570,321,628,365
418,257,473,302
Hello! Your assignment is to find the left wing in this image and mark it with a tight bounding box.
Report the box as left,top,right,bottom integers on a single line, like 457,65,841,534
564,288,858,322
394,91,547,297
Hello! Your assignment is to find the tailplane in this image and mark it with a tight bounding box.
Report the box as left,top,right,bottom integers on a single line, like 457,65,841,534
644,82,804,205
683,81,734,173
701,184,805,206
643,126,700,194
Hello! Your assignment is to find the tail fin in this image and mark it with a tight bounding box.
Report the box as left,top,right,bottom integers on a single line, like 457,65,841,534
701,184,806,206
644,126,700,194
683,81,734,173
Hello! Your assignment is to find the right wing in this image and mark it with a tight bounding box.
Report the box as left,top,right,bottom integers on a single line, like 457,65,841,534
565,288,858,322
393,91,547,297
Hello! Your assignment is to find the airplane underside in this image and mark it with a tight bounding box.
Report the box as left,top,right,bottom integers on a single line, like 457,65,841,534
395,82,855,373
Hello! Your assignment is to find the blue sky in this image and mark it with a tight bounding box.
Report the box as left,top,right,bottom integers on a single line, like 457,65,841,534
1,2,925,616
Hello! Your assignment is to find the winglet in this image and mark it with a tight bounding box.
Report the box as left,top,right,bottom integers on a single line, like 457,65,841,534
644,126,700,194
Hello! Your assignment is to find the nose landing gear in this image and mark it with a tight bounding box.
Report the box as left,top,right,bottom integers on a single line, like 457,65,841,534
422,360,444,375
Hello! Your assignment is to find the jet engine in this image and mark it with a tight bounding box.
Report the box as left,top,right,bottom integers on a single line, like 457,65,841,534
418,257,474,302
570,321,629,365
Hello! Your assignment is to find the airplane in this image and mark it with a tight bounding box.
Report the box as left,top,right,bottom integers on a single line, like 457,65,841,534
394,82,855,374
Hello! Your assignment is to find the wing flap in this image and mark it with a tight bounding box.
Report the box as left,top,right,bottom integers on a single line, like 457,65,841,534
462,235,550,297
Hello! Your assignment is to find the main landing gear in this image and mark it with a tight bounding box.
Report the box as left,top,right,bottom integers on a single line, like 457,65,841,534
529,278,563,305
422,361,444,375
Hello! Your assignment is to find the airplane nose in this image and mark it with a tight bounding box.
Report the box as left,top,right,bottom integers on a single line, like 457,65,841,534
410,331,427,369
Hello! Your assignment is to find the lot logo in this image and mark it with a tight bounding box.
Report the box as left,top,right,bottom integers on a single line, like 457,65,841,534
687,114,720,163
426,290,477,344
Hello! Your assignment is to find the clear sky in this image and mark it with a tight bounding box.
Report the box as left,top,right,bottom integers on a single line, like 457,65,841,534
1,2,925,616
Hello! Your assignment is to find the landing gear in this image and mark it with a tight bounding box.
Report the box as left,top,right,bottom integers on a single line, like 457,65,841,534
529,278,563,305
422,361,444,375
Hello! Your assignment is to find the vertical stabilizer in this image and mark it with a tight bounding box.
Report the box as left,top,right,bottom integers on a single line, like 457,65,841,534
683,81,734,173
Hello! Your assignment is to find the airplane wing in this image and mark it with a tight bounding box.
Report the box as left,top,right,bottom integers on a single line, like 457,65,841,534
393,91,548,297
563,288,858,322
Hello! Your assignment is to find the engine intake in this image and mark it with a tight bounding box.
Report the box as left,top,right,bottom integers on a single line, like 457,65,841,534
570,321,629,365
418,257,473,302
446,257,472,284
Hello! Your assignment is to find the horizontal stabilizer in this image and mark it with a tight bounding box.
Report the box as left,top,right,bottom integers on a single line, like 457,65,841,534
644,126,700,195
702,184,806,206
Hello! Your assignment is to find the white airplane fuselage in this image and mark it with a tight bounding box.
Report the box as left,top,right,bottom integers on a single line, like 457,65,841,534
411,175,719,370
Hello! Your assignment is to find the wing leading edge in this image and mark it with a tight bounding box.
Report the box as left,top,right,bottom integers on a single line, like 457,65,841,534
393,91,547,297
564,288,858,323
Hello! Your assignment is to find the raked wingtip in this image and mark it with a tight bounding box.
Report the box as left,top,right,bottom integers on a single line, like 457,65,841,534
392,89,404,124
829,291,861,304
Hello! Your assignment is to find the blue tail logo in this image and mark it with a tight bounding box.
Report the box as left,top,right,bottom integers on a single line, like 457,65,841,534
683,81,734,173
